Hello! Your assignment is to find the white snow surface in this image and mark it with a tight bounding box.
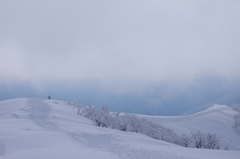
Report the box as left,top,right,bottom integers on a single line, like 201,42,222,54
138,104,240,151
0,98,239,159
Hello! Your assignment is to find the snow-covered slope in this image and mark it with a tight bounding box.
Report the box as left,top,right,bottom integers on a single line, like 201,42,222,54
0,98,240,159
139,104,240,150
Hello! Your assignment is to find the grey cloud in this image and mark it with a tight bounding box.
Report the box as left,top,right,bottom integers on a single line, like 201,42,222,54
1,0,240,84
1,1,240,115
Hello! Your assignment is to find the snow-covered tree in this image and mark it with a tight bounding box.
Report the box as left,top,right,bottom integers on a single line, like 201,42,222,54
118,113,131,131
126,114,141,132
190,130,223,149
140,119,156,138
70,101,228,150
162,128,178,143
100,105,112,128
191,130,205,148
204,133,222,149
179,134,192,147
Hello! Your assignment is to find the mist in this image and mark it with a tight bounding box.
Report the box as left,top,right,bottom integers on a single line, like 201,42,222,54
1,0,240,115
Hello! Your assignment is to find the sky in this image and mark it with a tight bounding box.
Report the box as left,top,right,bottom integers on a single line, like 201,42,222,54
1,0,240,115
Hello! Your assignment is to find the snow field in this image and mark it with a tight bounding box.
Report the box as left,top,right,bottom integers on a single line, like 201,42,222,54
0,98,240,159
139,104,240,150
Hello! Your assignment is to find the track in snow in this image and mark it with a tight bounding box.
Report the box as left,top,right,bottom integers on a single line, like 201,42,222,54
27,98,196,159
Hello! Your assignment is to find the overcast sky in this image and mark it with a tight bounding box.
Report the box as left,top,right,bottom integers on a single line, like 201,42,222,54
1,0,240,115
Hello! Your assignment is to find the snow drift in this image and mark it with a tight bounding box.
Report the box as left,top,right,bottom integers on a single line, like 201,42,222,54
0,98,240,159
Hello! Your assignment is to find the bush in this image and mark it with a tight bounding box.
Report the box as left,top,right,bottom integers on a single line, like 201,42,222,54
190,130,223,149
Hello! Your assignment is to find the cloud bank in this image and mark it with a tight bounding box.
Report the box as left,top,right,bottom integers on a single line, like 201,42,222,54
1,0,240,115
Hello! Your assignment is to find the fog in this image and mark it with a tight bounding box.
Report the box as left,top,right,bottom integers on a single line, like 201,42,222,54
1,0,240,115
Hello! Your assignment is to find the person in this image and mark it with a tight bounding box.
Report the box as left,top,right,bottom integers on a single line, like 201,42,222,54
48,96,51,100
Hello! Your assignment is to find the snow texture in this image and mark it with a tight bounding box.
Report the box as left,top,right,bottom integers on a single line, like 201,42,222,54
0,98,240,159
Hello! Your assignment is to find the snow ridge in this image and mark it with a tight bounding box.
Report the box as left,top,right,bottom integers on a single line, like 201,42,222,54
1,98,240,159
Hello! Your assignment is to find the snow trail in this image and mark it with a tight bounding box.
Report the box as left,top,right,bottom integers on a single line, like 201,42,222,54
28,98,59,131
27,99,196,159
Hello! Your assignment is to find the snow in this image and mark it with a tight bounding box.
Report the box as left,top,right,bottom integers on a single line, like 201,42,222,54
139,104,240,150
0,98,240,159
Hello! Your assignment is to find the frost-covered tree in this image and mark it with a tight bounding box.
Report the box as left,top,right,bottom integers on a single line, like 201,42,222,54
190,130,223,149
140,119,157,138
83,106,99,123
204,133,222,149
118,113,131,131
162,128,178,143
71,101,229,150
126,114,141,132
179,134,192,147
109,109,121,129
100,105,112,128
191,130,205,148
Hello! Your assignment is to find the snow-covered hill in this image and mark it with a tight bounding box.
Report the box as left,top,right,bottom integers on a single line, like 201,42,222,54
0,98,240,159
183,88,240,116
139,104,240,150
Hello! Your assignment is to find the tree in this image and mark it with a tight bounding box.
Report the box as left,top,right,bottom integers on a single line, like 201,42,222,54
191,130,205,148
118,113,131,131
71,101,229,150
99,105,111,128
205,133,222,149
126,114,141,132
179,134,192,147
190,130,223,149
